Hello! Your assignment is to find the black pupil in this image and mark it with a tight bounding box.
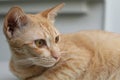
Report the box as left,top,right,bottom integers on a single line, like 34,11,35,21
55,36,59,43
39,40,43,45
39,39,46,45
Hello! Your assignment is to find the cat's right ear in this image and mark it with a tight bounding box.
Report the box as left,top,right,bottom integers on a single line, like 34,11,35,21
41,3,65,24
4,6,28,39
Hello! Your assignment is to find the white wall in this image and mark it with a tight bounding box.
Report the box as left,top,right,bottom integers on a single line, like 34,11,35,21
56,2,104,33
105,0,120,33
0,16,11,61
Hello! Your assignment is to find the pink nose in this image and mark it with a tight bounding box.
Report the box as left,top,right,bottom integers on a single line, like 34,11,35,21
51,51,60,60
53,56,59,60
52,53,59,60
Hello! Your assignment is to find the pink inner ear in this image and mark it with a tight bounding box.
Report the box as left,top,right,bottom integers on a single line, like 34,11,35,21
7,14,28,36
7,14,28,35
7,15,18,35
6,6,28,36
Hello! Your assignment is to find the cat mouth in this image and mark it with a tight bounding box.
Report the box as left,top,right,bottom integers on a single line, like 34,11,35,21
16,56,61,67
37,62,56,67
30,57,59,67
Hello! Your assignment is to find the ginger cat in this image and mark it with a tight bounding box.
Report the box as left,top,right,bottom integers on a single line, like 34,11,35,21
3,3,120,80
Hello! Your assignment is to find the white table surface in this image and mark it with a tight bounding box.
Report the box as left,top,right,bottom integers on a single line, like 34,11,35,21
0,62,17,80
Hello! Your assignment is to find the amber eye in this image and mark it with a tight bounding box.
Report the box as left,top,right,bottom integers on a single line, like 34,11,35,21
55,36,59,43
35,39,46,47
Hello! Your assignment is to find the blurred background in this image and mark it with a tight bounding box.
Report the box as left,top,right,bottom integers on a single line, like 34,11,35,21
0,0,120,61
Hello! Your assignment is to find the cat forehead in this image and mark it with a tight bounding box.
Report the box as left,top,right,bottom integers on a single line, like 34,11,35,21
19,27,57,41
28,14,59,36
14,18,58,42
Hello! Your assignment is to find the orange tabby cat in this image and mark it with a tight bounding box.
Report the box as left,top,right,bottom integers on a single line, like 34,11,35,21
3,3,120,80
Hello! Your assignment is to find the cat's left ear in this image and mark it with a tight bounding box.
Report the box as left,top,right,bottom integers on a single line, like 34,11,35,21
41,3,65,24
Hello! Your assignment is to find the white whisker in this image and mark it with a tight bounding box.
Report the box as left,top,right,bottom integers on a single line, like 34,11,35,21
16,57,39,66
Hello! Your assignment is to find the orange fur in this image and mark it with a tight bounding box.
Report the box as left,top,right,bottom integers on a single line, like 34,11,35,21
3,3,120,80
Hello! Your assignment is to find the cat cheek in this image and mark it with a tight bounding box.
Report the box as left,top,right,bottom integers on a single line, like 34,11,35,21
38,49,51,57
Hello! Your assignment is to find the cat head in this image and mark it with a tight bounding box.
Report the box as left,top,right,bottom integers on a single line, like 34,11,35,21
4,3,64,67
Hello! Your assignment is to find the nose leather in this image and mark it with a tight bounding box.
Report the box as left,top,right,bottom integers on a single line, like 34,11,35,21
51,50,59,60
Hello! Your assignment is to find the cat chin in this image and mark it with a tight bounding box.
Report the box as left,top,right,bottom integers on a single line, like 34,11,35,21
40,57,60,67
31,58,57,67
36,63,56,67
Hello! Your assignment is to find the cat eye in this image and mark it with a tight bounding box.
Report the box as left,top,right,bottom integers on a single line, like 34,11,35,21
34,39,46,47
55,36,59,43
